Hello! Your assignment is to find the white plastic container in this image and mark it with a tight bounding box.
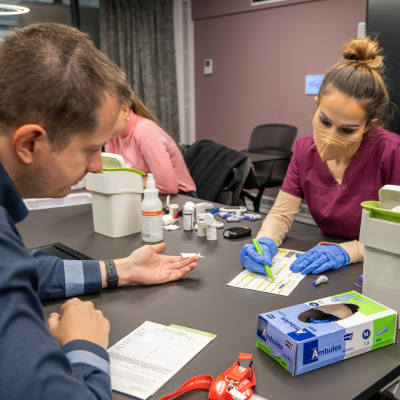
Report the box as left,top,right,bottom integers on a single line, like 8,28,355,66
86,153,144,238
195,202,206,219
360,185,400,313
203,213,215,226
169,204,179,220
183,206,194,231
141,174,163,242
197,214,207,237
207,221,218,241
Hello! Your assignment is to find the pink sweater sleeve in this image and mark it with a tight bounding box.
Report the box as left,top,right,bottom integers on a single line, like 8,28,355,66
135,125,180,194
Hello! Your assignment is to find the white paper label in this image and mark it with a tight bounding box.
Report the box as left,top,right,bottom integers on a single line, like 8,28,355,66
142,210,163,239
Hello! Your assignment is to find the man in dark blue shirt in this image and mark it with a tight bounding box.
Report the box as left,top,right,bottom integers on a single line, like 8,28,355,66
0,23,198,399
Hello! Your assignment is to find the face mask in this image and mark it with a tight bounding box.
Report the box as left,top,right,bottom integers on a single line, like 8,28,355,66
313,124,362,162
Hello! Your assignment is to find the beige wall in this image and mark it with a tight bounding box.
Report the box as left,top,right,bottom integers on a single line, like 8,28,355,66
192,0,367,151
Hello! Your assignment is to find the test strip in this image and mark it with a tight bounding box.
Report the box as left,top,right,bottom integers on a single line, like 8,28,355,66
256,277,270,290
271,279,284,292
275,263,288,276
235,273,251,287
244,274,258,288
279,281,290,293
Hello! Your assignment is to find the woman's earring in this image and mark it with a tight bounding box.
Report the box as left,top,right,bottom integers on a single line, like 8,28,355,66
124,115,129,121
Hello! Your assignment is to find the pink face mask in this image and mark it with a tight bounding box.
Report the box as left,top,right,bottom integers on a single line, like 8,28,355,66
313,124,363,162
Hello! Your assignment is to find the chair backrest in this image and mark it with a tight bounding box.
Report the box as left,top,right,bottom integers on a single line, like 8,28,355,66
248,124,297,154
248,124,297,182
184,139,252,203
232,158,252,205
215,158,252,206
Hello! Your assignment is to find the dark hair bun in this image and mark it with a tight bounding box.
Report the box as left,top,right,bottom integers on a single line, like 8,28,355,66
343,37,383,70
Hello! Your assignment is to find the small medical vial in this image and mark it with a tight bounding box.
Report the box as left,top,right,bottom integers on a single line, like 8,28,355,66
169,204,179,220
183,206,193,231
197,214,207,237
207,221,218,241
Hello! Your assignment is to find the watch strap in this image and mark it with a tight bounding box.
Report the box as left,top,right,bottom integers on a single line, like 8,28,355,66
104,259,119,289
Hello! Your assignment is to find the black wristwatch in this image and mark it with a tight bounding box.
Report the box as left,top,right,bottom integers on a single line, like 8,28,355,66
104,259,119,289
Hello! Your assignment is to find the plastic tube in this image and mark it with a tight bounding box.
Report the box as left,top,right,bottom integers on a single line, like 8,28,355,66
313,275,328,287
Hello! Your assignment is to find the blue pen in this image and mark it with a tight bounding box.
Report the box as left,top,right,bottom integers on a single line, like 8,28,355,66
209,208,219,214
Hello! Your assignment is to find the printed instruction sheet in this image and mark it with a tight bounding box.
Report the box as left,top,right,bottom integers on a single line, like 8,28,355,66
108,321,216,399
227,248,305,296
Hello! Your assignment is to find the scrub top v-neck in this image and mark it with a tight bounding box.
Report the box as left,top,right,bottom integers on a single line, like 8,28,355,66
281,128,400,239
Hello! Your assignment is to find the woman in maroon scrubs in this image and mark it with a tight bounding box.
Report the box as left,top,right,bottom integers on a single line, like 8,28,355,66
240,37,400,276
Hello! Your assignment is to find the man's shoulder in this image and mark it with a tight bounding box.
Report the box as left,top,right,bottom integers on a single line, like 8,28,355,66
0,205,15,229
0,205,26,249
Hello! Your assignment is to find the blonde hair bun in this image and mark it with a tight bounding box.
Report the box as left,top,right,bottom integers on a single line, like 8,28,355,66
342,37,383,70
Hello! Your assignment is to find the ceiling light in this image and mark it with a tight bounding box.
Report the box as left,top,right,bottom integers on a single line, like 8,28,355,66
0,4,30,15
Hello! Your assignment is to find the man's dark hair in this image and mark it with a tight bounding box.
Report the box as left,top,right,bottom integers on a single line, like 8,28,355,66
0,23,133,148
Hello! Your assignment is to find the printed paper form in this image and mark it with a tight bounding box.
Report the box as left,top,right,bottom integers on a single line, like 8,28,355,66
108,321,216,399
227,248,305,296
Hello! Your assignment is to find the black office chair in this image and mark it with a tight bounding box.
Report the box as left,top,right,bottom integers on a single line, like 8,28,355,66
177,143,190,156
215,158,252,206
242,124,298,213
183,140,254,206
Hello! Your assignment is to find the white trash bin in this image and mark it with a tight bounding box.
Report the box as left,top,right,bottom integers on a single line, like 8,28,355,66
86,153,145,238
359,185,400,314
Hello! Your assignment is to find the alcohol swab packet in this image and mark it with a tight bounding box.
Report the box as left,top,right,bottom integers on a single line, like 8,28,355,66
163,224,180,231
181,252,204,258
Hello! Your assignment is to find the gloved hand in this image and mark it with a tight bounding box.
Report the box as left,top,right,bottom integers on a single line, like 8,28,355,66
290,244,350,275
240,237,278,274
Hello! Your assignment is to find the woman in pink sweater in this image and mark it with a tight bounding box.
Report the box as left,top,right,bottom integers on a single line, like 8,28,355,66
106,96,196,196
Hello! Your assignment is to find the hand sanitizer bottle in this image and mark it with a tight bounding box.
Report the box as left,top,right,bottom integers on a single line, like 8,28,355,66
141,174,163,242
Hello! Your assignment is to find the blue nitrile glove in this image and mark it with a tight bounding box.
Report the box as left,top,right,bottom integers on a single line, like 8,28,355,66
290,245,350,275
240,237,278,274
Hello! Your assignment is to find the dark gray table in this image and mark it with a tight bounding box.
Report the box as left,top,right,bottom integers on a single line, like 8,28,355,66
241,151,290,164
18,195,400,400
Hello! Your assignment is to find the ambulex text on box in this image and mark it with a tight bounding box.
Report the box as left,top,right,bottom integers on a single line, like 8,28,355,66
257,291,398,376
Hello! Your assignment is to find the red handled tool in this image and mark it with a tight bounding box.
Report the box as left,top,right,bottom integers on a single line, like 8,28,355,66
159,353,256,400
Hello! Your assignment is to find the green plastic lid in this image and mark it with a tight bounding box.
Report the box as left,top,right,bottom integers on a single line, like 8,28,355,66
361,201,400,224
102,167,146,176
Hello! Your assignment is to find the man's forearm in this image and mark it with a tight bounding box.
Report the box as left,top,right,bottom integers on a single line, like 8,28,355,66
34,250,102,301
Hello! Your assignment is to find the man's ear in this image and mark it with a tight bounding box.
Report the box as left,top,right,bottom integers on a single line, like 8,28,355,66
364,118,378,133
13,125,48,165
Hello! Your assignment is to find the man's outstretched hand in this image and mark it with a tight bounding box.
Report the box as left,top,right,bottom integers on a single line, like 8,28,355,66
100,243,199,288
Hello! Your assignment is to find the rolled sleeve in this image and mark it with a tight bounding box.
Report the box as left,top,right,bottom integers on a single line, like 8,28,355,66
64,260,102,297
338,240,364,264
33,250,102,300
